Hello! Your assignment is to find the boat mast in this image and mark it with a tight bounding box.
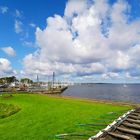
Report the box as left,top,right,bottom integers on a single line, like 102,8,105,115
52,72,55,88
37,75,39,86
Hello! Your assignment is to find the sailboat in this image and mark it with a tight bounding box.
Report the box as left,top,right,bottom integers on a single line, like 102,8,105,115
123,84,127,88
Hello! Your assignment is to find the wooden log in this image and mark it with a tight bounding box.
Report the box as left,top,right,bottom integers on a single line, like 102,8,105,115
117,127,140,135
126,118,140,124
123,122,140,130
128,115,140,120
108,132,136,140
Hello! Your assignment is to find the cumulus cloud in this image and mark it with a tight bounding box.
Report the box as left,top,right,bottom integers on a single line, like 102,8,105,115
0,58,14,75
1,46,16,57
23,0,140,81
15,20,23,33
65,0,87,17
0,6,8,14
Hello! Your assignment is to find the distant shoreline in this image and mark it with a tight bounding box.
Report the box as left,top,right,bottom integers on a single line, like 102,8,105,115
62,95,140,107
1,91,140,107
70,83,140,85
40,93,139,107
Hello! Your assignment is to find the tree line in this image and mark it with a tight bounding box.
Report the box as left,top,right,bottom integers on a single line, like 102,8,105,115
0,76,33,85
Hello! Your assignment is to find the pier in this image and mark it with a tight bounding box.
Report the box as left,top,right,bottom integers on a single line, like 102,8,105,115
39,86,68,94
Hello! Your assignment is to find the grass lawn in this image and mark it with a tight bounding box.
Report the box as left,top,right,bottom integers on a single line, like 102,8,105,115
0,93,132,140
0,102,20,119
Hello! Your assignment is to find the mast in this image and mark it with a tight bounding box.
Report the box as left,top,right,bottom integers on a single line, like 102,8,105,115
37,75,39,85
52,72,55,88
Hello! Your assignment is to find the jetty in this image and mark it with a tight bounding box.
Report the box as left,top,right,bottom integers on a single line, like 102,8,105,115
39,86,68,94
89,107,140,140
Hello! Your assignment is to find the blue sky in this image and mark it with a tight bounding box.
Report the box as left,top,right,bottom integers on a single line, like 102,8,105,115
0,0,66,70
0,0,140,83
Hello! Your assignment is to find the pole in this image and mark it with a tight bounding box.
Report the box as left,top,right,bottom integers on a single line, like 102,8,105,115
37,75,39,86
52,72,55,89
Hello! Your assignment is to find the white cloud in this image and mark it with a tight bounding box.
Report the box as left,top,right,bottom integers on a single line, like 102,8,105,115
23,0,140,82
15,20,23,33
15,9,23,18
1,46,16,57
102,72,120,79
107,51,131,71
29,23,36,28
22,41,35,48
0,58,14,75
0,6,8,14
65,0,87,17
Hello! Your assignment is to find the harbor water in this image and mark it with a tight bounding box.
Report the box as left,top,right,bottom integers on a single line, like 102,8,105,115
62,84,140,103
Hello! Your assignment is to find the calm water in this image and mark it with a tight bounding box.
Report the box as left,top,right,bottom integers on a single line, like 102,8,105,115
62,84,140,103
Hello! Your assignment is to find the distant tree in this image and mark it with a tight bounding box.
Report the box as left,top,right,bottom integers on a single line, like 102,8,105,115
7,76,17,83
20,78,33,84
0,76,18,84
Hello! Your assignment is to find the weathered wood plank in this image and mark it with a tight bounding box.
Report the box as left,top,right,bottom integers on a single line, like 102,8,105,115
131,113,140,116
108,132,136,140
123,122,140,130
134,111,140,113
126,118,140,124
128,115,140,120
117,127,140,135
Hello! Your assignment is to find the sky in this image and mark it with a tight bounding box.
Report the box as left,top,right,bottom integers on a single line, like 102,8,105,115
0,0,140,83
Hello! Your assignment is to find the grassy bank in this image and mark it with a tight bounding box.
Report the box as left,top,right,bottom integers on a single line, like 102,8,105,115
0,93,132,140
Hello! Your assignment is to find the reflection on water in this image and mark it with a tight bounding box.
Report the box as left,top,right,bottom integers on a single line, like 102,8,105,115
62,84,140,103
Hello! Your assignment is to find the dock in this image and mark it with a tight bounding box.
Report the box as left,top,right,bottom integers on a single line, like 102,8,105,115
42,86,68,94
27,85,68,94
89,107,140,140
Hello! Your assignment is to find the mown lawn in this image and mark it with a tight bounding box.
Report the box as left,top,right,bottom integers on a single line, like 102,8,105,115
0,102,20,119
0,93,132,140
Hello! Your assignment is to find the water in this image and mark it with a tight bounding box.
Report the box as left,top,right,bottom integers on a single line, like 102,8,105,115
62,84,140,103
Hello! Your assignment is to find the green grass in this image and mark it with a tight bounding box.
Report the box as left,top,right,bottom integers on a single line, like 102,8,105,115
0,93,132,140
0,103,20,119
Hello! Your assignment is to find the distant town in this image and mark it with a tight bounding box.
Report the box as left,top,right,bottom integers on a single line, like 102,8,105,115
1,75,140,93
0,74,69,93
